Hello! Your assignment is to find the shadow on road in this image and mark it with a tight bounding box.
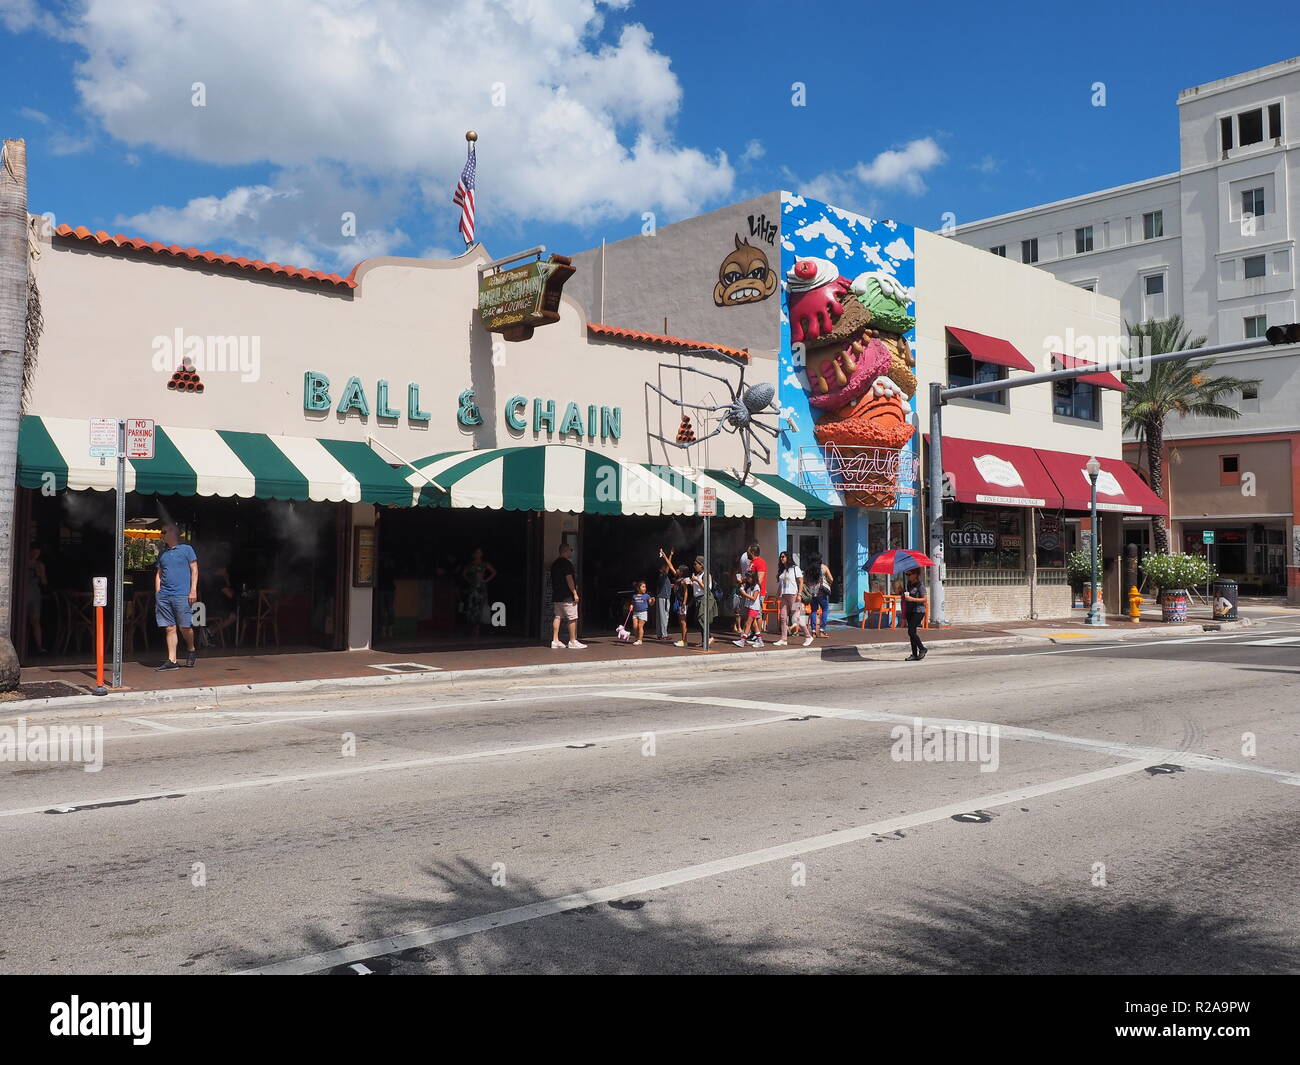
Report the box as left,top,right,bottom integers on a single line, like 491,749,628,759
872,882,1297,975
227,860,1296,975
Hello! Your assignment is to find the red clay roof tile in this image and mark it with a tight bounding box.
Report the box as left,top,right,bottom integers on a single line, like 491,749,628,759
53,224,356,290
587,321,749,360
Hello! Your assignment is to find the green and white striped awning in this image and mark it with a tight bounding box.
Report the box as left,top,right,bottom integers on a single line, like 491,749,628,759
407,444,833,519
17,416,414,506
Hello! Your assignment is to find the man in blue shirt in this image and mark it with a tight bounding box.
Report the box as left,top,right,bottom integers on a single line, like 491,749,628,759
154,523,199,671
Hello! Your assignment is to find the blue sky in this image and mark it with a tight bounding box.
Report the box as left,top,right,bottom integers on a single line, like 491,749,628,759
3,0,1297,274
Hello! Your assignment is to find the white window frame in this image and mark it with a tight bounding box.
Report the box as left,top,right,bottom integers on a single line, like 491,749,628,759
1074,226,1094,254
1143,210,1163,240
1244,314,1267,339
1142,271,1167,321
1021,237,1038,264
1243,254,1267,280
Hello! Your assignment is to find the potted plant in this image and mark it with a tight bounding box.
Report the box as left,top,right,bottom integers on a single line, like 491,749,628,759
1141,553,1216,622
1066,549,1093,608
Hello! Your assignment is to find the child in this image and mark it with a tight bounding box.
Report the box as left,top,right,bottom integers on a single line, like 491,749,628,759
630,580,653,646
732,572,764,648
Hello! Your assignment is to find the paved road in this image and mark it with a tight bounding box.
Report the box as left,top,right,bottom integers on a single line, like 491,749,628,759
2,621,1298,975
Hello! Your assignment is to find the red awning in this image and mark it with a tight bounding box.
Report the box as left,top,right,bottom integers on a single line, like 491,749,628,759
935,436,1063,509
1034,450,1168,515
1051,352,1126,391
945,327,1035,372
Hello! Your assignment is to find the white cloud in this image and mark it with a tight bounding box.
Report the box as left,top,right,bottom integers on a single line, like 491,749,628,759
117,164,410,270
853,138,945,194
34,0,732,257
19,106,49,124
740,139,765,164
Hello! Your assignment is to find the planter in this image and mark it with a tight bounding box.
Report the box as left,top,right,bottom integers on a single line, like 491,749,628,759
1081,585,1103,608
1160,588,1189,623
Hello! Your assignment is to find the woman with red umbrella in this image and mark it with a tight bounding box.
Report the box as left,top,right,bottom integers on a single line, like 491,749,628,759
864,549,935,660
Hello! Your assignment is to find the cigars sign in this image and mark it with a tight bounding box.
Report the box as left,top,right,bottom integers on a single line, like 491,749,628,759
479,254,575,342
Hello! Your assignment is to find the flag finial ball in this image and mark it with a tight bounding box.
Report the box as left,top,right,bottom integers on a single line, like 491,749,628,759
465,130,478,142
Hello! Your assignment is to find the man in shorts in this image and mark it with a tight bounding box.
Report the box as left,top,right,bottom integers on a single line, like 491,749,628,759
549,542,586,649
154,523,199,671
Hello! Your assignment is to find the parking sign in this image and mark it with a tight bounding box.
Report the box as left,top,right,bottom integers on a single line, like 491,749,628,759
125,419,155,460
698,487,717,517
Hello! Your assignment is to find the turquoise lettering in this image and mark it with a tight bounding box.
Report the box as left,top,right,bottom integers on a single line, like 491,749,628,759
559,402,585,437
505,395,527,431
408,383,431,422
533,398,556,433
601,405,622,441
375,379,400,419
587,404,597,438
337,376,370,417
303,371,331,411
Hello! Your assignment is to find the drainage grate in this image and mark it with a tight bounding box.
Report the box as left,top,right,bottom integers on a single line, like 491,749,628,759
367,662,443,674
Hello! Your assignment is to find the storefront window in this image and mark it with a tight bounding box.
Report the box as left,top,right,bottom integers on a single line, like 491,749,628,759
1035,511,1066,568
943,504,1024,569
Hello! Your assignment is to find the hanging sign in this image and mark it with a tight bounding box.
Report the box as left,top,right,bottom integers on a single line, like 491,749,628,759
479,254,576,342
124,419,155,460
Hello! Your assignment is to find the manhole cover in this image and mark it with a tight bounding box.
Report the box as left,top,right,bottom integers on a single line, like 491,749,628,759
951,811,994,824
608,899,646,911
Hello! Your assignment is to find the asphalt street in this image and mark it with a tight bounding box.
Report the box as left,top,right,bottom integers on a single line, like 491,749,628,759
2,620,1298,975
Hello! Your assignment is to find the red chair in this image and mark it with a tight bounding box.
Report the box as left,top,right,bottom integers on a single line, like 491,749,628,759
862,591,895,629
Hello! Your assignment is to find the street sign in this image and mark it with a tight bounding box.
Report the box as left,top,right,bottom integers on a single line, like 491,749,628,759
1203,530,1215,545
89,417,117,458
698,486,718,517
125,418,155,460
92,576,107,607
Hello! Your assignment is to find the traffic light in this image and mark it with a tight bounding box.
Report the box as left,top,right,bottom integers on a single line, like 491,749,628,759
1265,323,1300,345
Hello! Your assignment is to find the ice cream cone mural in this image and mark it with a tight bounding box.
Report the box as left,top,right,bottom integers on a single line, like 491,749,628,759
782,241,918,507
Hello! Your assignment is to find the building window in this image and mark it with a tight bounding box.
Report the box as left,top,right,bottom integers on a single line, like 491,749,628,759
1143,210,1163,240
1241,187,1265,219
1220,116,1234,152
1074,226,1094,254
1242,383,1259,400
1075,280,1096,292
1021,238,1038,264
1238,108,1264,146
1244,315,1267,339
947,348,1007,405
1243,254,1266,279
1268,102,1282,140
1220,455,1240,486
1053,379,1099,421
989,244,1006,257
1143,272,1166,320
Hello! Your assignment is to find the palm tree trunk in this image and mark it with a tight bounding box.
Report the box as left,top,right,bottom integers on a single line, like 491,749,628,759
0,139,29,690
1145,418,1169,555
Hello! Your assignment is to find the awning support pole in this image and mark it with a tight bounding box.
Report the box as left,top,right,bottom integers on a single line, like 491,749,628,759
365,436,448,496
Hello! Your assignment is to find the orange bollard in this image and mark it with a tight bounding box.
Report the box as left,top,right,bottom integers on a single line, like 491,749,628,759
95,605,105,690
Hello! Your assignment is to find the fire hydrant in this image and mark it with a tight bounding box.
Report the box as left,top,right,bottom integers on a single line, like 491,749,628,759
1127,585,1143,623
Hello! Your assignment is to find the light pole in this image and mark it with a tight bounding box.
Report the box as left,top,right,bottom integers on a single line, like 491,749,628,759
1086,456,1106,627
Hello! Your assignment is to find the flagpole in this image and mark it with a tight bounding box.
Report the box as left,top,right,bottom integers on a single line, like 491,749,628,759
461,130,477,248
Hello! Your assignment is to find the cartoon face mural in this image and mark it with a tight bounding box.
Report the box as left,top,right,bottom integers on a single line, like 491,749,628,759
713,236,777,307
778,194,919,511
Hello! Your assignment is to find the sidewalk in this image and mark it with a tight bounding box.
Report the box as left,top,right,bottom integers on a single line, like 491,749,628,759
2,602,1264,713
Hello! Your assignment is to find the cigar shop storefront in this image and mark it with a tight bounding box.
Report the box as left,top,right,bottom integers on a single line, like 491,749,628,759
937,436,1168,622
11,225,829,664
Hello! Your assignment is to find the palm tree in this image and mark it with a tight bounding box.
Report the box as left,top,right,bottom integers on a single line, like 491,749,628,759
0,139,29,690
1122,316,1260,555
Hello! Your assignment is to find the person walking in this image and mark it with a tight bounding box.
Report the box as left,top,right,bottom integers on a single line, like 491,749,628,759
462,547,497,638
804,551,833,643
655,548,677,640
732,572,764,648
549,542,586,649
154,523,199,671
630,580,652,646
902,569,928,661
730,551,748,635
773,550,804,647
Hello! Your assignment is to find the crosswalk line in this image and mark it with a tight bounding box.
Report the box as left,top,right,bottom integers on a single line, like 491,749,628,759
1235,637,1300,646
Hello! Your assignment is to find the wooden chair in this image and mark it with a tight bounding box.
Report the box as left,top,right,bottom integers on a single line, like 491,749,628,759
58,590,95,655
125,590,153,654
239,589,281,648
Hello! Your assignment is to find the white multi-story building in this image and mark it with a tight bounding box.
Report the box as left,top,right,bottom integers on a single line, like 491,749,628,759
955,57,1300,601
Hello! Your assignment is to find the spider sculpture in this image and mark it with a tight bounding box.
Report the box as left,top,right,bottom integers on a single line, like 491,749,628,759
648,353,781,483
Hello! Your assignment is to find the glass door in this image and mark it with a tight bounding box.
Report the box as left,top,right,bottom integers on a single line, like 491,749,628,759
787,524,827,573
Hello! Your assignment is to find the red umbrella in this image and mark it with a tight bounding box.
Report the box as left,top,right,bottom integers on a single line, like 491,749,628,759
864,549,936,575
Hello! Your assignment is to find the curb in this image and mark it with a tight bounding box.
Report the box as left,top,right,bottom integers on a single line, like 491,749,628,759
1,632,1036,719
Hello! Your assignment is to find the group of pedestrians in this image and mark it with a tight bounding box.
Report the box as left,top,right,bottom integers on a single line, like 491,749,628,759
731,545,833,649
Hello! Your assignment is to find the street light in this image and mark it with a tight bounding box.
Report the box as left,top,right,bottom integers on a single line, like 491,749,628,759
1085,456,1106,627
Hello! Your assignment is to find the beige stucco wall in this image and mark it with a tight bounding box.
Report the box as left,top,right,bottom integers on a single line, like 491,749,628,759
1166,438,1293,518
913,229,1126,459
29,233,776,476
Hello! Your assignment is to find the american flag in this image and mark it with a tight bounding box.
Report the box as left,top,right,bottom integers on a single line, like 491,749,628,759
453,144,476,245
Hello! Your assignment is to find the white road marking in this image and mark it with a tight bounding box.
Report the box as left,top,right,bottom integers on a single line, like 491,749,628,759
124,717,185,732
234,757,1163,975
603,691,1300,786
1234,637,1300,646
0,709,805,820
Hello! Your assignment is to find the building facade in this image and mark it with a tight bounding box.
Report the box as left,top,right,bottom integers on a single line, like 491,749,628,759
954,57,1300,601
